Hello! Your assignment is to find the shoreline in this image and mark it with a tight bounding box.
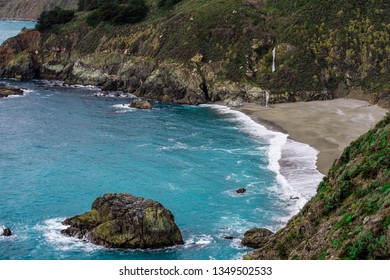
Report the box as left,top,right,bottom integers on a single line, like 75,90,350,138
230,98,388,174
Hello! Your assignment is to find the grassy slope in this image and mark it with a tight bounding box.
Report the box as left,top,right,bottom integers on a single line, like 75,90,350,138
53,0,270,78
44,0,389,100
259,0,390,96
245,113,389,259
1,0,389,104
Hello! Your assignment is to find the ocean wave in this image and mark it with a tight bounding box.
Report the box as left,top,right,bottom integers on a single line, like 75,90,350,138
111,104,137,113
184,234,214,248
201,104,324,216
34,218,101,252
35,80,99,90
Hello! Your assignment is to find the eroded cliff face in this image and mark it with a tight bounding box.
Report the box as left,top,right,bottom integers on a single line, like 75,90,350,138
0,0,388,106
0,8,332,105
0,0,77,20
243,114,390,260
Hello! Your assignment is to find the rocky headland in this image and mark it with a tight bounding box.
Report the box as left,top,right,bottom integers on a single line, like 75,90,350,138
61,193,183,249
1,0,388,107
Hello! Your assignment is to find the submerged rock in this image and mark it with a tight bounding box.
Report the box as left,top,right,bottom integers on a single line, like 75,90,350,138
241,228,273,249
130,99,152,110
0,87,23,98
224,236,235,240
61,193,183,249
236,188,247,194
2,228,12,237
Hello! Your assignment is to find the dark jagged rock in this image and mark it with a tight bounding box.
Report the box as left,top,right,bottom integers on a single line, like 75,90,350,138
236,188,247,194
61,193,183,249
241,228,273,249
2,228,12,236
0,86,23,98
130,99,152,110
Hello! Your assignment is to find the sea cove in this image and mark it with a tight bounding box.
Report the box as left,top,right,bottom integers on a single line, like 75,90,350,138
0,75,323,259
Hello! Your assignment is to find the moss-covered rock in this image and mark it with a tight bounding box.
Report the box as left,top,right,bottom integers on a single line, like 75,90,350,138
0,86,23,98
61,193,183,249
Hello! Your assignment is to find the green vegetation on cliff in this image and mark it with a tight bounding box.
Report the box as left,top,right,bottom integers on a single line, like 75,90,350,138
85,0,148,27
244,113,390,259
36,8,75,32
259,0,390,100
0,0,389,106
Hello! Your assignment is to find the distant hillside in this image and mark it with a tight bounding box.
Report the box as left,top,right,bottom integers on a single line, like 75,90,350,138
0,0,77,20
243,113,390,259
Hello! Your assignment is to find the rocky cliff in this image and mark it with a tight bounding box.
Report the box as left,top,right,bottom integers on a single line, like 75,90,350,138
0,0,77,20
0,0,388,106
243,113,390,259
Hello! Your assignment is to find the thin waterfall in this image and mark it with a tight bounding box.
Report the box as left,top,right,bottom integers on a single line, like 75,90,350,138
272,47,276,72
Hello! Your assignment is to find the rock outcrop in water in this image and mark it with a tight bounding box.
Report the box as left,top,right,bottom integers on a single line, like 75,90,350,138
243,114,390,259
0,86,23,98
61,193,183,249
130,99,152,110
1,228,12,236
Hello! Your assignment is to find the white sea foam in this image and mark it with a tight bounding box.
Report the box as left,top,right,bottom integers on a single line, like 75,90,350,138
184,234,213,248
201,104,324,217
158,141,190,151
112,104,137,113
38,80,98,90
34,218,100,252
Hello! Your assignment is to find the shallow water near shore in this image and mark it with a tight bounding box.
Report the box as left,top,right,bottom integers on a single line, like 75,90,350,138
0,79,323,259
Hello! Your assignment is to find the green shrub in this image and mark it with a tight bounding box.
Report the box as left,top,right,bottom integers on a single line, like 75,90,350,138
36,7,75,32
113,0,148,25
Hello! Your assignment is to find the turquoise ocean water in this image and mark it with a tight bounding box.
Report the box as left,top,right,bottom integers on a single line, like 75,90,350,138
0,22,323,260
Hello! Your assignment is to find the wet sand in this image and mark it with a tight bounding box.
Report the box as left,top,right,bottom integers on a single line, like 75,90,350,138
232,98,388,174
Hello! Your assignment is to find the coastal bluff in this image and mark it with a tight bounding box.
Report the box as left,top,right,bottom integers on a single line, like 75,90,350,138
61,193,184,249
243,114,390,260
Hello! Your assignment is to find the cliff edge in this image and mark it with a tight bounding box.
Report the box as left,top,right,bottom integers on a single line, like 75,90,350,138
243,113,390,259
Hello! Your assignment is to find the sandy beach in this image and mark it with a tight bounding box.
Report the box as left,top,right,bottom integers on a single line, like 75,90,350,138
233,98,388,174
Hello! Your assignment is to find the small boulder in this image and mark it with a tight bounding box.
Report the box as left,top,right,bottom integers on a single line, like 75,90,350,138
236,188,247,194
241,228,273,248
190,53,203,63
130,99,152,110
2,228,12,236
61,193,183,249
